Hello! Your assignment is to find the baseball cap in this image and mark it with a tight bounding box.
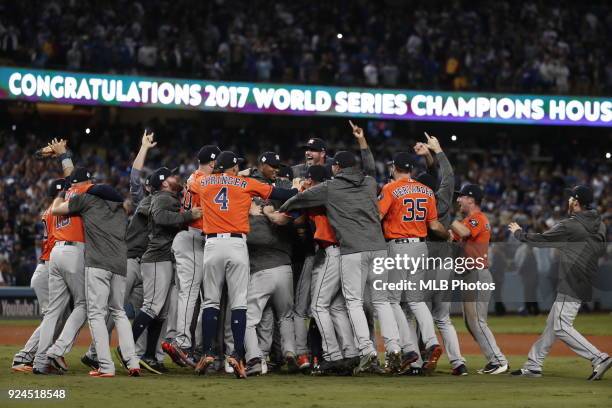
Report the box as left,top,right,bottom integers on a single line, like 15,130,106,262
277,165,293,180
215,151,244,171
259,152,281,168
332,151,356,168
565,185,594,207
69,167,91,184
150,167,178,189
145,173,154,187
456,184,484,202
198,145,221,164
306,165,330,183
302,138,326,152
47,178,66,197
389,152,417,171
416,172,438,191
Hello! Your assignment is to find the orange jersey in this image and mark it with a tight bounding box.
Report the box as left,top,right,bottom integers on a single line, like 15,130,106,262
182,170,206,230
40,206,56,261
455,211,490,269
378,178,438,239
197,173,272,234
307,208,337,245
54,182,92,243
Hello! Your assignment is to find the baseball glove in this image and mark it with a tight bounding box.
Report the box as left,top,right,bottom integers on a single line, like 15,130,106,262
34,146,56,160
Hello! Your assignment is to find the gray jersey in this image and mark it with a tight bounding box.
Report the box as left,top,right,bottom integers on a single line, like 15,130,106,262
280,166,386,255
433,152,454,230
126,194,152,258
142,190,196,263
68,192,128,276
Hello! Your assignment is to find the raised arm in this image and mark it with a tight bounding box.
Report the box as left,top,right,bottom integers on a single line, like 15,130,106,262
130,130,157,205
48,138,74,177
349,120,376,177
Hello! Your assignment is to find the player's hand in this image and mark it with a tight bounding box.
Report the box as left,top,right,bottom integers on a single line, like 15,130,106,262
262,205,275,215
413,142,429,156
48,138,67,156
191,206,203,219
292,177,303,190
508,222,522,234
141,130,157,149
424,132,442,153
249,201,263,216
349,120,365,140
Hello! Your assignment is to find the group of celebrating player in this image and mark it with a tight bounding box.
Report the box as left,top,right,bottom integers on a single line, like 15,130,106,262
9,121,611,381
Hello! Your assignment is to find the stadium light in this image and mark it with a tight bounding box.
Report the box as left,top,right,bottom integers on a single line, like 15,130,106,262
85,128,91,134
337,33,343,39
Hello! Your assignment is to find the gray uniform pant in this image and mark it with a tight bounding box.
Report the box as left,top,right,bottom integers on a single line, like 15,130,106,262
202,236,249,310
293,254,315,355
85,267,139,374
524,293,609,371
340,250,400,356
462,268,508,366
245,265,296,361
34,243,87,371
172,229,204,349
388,241,437,351
14,262,70,364
86,257,149,361
311,246,359,361
140,261,174,319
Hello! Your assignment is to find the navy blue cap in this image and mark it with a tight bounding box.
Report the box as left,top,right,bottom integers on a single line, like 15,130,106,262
332,151,356,168
198,145,221,164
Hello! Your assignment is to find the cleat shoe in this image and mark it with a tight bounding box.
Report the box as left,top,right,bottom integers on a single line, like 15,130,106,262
452,364,469,376
246,358,263,376
89,369,115,378
11,361,33,373
510,368,542,378
195,355,215,376
224,356,235,374
49,356,68,372
297,354,311,371
114,347,128,371
161,341,186,367
403,366,425,376
227,355,247,379
128,368,141,377
353,352,377,376
386,351,402,374
139,358,163,375
81,354,99,370
286,352,300,374
399,351,419,375
588,357,612,381
478,363,509,375
367,358,387,375
422,345,442,374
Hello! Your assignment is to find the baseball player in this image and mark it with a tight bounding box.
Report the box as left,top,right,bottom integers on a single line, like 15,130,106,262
11,179,67,373
292,137,334,178
267,165,360,374
279,122,401,375
82,131,157,369
51,182,141,377
242,152,298,376
163,145,220,366
131,167,202,374
414,135,467,376
509,185,610,380
33,166,91,375
193,151,298,378
451,184,509,374
378,148,449,374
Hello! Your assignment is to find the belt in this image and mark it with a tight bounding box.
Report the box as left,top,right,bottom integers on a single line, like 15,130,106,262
386,237,424,243
56,241,81,246
205,233,246,239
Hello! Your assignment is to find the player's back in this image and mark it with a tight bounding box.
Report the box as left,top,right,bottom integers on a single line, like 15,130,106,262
199,173,271,234
183,169,206,230
379,178,437,239
40,206,57,261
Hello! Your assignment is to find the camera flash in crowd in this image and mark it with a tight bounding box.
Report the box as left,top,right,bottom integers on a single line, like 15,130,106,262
85,128,91,134
451,135,457,141
337,33,343,39
12,124,16,131
606,152,611,159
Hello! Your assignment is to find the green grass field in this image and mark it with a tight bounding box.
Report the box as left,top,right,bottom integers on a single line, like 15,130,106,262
1,314,611,407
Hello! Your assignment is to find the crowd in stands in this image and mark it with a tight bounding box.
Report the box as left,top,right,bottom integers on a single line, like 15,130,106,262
1,0,611,95
1,120,610,287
